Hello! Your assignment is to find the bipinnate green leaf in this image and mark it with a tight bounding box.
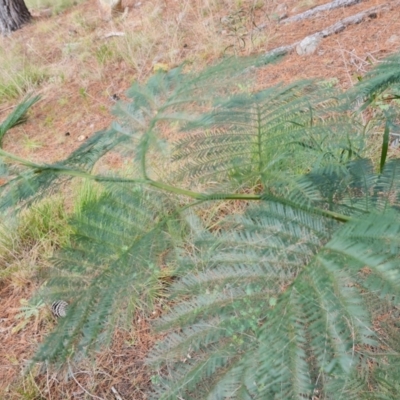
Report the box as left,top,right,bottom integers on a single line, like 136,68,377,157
1,51,400,399
33,185,175,364
0,95,40,148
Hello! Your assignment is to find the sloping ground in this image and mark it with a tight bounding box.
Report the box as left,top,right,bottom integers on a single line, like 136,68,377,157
1,0,400,398
257,0,400,88
1,0,399,164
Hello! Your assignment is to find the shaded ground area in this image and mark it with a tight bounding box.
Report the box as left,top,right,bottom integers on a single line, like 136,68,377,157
1,0,400,398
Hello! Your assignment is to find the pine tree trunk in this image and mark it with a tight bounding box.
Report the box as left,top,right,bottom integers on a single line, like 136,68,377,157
0,0,31,35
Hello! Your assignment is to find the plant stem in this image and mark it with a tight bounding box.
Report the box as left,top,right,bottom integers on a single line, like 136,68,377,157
0,148,43,169
1,150,351,223
148,180,261,200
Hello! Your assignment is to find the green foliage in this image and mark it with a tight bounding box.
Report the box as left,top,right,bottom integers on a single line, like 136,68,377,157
95,43,114,66
350,52,400,103
34,184,181,363
0,194,72,278
0,47,47,100
15,298,45,321
0,96,39,148
173,80,356,192
2,52,400,398
0,125,129,212
25,0,85,14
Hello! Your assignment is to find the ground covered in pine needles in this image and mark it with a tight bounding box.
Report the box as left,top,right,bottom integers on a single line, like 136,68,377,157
1,0,400,398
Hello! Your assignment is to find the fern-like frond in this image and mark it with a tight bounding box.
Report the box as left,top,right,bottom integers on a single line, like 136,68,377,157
0,127,130,212
149,200,400,399
33,184,176,364
148,201,335,399
350,51,400,103
0,56,282,215
113,55,281,181
3,51,400,400
255,211,400,398
171,81,357,192
0,95,40,147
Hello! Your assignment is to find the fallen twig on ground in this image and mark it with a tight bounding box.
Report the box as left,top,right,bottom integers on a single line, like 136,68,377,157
111,386,123,400
263,3,392,58
281,0,364,23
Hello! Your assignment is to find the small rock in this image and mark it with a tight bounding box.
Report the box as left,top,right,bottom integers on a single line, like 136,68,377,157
275,4,288,20
296,35,321,56
77,135,87,142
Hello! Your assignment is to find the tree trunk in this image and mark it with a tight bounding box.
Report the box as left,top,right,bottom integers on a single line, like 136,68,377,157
0,0,31,35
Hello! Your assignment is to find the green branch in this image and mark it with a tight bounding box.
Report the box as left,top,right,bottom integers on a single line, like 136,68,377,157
149,180,351,222
264,193,352,223
0,148,43,169
1,149,351,223
148,180,262,201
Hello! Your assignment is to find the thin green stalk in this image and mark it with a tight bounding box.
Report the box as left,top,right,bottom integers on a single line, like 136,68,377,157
1,148,352,223
148,180,262,200
256,105,263,174
265,193,352,223
33,164,149,185
380,118,390,173
0,148,43,169
149,180,351,222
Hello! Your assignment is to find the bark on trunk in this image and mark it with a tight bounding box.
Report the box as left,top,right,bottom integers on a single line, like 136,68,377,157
0,0,31,35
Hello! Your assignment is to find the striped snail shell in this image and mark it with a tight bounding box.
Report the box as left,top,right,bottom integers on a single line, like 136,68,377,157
51,300,68,318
